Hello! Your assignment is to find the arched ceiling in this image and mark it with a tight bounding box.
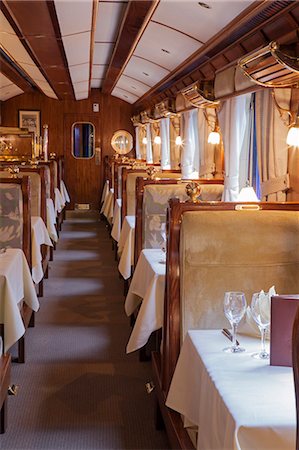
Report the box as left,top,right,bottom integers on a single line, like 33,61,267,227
1,0,298,106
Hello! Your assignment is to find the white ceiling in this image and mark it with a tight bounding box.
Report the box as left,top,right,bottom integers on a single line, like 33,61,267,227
0,10,57,100
1,0,255,104
112,0,253,103
0,73,23,101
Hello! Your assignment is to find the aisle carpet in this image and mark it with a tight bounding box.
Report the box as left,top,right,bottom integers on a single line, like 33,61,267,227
2,212,169,450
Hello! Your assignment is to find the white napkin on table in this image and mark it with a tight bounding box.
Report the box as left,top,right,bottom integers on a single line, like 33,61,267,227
238,286,277,339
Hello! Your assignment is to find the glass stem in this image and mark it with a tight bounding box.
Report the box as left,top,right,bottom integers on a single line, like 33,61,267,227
260,327,266,354
232,322,238,348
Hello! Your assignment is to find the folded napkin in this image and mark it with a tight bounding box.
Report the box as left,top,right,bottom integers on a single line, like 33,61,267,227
238,286,277,339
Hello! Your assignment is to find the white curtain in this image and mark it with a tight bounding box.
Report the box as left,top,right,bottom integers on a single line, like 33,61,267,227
255,88,291,201
219,94,251,201
160,118,171,169
135,126,141,159
181,109,199,178
146,123,153,164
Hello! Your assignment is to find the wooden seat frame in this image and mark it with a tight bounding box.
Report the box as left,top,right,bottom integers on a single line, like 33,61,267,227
152,199,299,449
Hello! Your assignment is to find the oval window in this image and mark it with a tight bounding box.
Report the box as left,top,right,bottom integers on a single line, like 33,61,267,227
72,122,95,158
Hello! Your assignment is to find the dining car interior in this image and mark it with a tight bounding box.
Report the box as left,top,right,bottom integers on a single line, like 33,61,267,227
0,0,299,449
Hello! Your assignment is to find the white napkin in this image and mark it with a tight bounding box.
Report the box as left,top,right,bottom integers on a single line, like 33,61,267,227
238,286,277,339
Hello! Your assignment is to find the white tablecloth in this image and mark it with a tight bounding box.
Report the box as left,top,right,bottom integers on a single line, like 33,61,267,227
55,187,65,215
111,198,122,242
101,180,109,203
118,215,135,280
31,216,53,284
46,198,58,242
100,188,114,224
166,330,296,450
0,248,39,352
125,249,166,353
60,180,70,204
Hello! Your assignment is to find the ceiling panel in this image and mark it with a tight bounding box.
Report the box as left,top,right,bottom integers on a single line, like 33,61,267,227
0,75,23,101
93,42,114,65
133,22,200,71
69,63,90,84
116,75,150,97
91,79,104,88
95,1,127,42
54,0,93,36
62,32,91,67
112,87,139,104
92,65,108,79
154,0,253,44
123,55,170,87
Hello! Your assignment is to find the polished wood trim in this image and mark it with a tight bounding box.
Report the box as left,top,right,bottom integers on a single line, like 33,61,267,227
0,56,33,93
0,354,11,434
162,201,299,394
102,0,159,94
89,0,99,94
292,305,299,450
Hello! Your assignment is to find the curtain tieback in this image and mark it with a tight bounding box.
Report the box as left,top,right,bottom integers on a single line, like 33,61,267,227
261,174,290,197
199,162,216,177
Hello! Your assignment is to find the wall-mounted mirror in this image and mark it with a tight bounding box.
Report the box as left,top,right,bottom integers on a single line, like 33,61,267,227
111,130,133,155
72,122,95,158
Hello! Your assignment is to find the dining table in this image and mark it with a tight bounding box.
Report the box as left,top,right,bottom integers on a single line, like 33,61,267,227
31,216,53,284
125,248,166,353
166,329,296,450
46,198,58,242
111,198,122,242
118,215,136,280
0,248,39,353
100,187,114,224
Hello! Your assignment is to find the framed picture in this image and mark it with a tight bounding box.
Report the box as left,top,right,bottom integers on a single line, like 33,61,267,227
18,110,41,136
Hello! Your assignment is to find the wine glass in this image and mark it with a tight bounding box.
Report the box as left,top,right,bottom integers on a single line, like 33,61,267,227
250,292,270,359
223,292,247,353
160,223,167,262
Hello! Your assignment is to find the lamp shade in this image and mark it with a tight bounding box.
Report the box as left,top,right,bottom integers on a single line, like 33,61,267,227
175,135,182,146
208,131,220,144
286,126,299,147
237,186,259,202
142,137,147,145
154,135,161,144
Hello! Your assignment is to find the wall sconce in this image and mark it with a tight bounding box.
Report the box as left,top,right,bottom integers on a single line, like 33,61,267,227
286,112,299,147
142,137,148,145
237,184,259,202
175,135,182,146
154,135,161,145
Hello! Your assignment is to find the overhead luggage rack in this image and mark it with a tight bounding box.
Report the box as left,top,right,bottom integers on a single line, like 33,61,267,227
180,80,219,108
238,41,299,88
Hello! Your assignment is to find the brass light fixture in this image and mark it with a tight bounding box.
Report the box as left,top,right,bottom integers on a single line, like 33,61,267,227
181,80,219,108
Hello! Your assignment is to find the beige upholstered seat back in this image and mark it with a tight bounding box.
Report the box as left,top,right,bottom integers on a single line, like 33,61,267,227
0,183,23,249
143,184,224,249
179,209,299,342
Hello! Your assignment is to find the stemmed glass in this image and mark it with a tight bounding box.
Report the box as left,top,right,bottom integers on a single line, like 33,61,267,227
160,223,167,262
250,292,270,359
223,292,247,353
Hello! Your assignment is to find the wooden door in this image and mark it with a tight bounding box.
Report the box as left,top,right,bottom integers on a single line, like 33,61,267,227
64,113,101,210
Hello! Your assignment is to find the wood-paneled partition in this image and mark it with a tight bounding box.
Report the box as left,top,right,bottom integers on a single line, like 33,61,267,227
1,89,134,209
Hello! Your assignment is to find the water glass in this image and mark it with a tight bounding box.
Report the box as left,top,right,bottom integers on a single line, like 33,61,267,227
250,292,270,359
223,291,247,353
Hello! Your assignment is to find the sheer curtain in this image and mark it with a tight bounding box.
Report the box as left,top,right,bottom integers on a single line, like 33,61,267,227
181,109,199,178
160,118,171,169
255,88,291,201
169,116,181,169
146,123,153,163
218,93,251,201
135,126,141,159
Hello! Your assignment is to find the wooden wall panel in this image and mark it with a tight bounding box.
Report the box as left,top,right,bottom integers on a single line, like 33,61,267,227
1,89,134,208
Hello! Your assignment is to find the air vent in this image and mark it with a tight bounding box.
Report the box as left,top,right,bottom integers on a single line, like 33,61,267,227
75,203,90,210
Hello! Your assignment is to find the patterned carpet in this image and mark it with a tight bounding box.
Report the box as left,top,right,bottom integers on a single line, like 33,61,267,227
1,212,169,450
